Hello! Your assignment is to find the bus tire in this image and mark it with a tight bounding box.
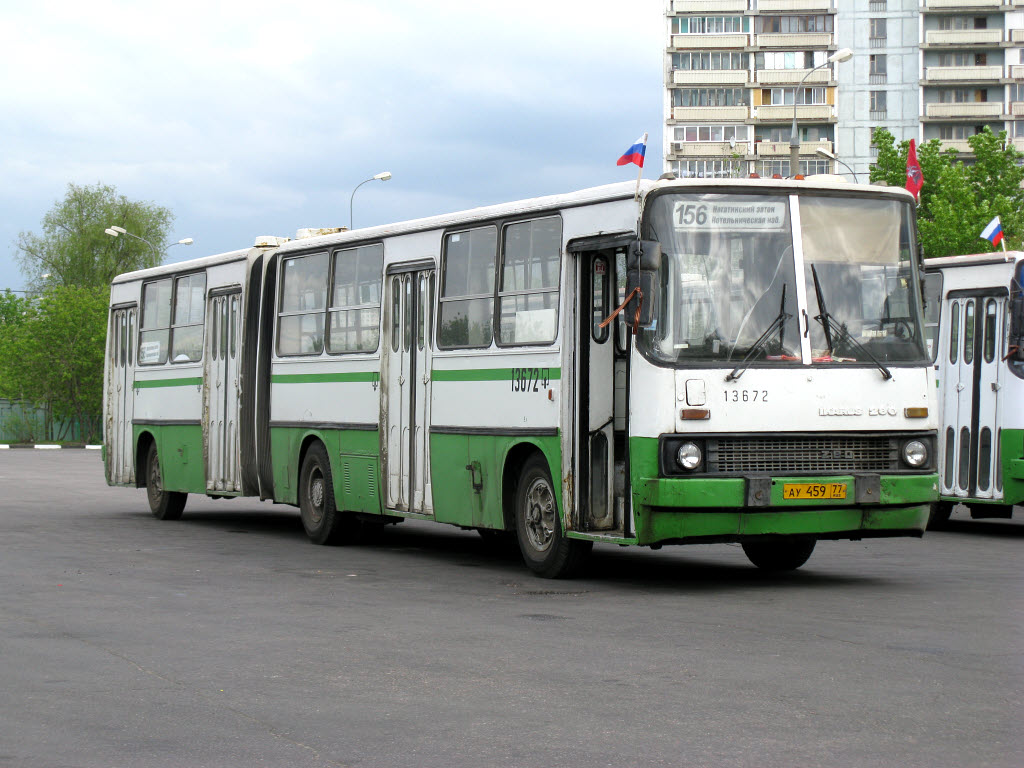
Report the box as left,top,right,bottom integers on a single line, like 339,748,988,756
927,501,954,529
299,443,359,546
514,454,591,579
145,442,186,521
742,538,815,571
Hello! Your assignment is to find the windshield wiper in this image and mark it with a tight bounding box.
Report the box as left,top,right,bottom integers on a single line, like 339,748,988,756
726,283,792,382
810,265,892,381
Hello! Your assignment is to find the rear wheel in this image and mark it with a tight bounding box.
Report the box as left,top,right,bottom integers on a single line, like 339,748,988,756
515,454,591,578
299,443,360,545
742,538,816,571
145,442,186,521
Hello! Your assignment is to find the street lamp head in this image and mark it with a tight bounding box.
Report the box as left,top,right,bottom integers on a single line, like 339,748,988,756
829,48,853,64
815,147,837,160
373,171,392,182
178,238,194,246
104,228,119,237
110,225,127,234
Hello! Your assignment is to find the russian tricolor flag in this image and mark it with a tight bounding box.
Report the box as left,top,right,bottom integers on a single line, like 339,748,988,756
617,134,647,168
980,215,1004,247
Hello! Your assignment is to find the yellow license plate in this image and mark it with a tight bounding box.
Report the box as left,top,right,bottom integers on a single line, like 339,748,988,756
782,482,847,500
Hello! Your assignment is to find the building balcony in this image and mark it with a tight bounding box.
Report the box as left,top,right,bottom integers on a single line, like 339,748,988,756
672,69,749,86
1011,101,1024,115
1010,65,1024,78
670,0,746,12
758,0,834,10
1013,137,1024,151
755,68,832,84
937,140,976,154
671,105,750,121
755,33,833,48
925,101,1004,118
669,141,745,158
671,33,749,50
923,65,1005,82
1012,29,1024,43
755,140,833,156
924,30,1004,46
923,0,1006,9
755,104,833,121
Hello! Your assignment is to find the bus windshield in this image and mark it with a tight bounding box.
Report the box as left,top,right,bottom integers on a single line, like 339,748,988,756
640,191,928,367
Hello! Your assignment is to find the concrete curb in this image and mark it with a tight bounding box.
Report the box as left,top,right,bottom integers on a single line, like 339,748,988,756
0,444,103,450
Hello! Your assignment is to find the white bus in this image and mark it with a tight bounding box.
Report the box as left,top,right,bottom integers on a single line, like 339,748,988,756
104,178,938,577
924,252,1024,526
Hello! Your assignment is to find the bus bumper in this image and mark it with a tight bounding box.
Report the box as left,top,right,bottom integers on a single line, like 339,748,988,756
632,474,937,546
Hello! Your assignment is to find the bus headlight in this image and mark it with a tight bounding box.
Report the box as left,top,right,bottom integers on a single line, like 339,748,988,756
902,439,928,468
676,442,703,471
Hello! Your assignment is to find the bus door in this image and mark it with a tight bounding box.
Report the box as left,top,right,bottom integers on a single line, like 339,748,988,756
573,243,628,533
383,264,435,515
942,291,1007,499
205,290,243,493
107,304,137,485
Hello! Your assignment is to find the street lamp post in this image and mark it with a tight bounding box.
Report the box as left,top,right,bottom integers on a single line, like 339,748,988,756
104,226,193,256
815,147,859,183
789,48,853,177
349,171,392,230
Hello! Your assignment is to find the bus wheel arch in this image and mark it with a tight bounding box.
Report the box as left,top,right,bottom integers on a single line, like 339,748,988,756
298,438,361,546
512,450,591,579
135,431,155,489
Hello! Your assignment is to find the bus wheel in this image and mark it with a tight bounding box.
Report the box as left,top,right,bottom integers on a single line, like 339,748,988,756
514,455,591,579
146,443,186,521
299,443,359,546
927,501,954,529
742,538,815,571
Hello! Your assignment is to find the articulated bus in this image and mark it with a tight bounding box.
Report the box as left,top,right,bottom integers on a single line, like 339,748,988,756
924,253,1024,526
104,178,938,577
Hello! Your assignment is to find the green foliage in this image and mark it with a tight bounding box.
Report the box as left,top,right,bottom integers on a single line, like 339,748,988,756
870,127,1024,257
16,182,174,290
0,286,109,444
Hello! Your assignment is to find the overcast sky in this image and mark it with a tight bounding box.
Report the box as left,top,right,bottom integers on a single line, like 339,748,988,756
1,0,665,291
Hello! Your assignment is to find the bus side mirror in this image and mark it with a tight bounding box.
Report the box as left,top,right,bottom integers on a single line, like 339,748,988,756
626,240,660,331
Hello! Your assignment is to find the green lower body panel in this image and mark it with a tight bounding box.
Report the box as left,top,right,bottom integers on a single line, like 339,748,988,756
269,426,381,513
133,424,205,494
429,432,561,529
937,428,1024,507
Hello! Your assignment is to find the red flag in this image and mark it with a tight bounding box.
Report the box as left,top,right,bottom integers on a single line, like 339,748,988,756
905,138,923,200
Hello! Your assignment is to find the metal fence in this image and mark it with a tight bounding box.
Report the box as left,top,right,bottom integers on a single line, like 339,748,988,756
0,399,100,444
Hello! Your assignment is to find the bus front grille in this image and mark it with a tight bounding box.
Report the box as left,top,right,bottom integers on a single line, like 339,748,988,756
707,436,900,474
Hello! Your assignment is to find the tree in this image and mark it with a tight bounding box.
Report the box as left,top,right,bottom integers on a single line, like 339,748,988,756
0,286,109,443
16,182,174,290
869,127,1024,257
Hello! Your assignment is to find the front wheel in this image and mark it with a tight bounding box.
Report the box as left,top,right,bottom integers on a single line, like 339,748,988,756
742,538,816,571
927,501,954,529
514,454,591,578
299,443,360,545
146,442,186,521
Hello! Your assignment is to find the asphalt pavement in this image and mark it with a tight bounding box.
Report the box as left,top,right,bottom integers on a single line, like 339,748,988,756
0,450,1021,768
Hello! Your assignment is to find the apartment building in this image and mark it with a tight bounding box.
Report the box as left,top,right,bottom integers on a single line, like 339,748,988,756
664,0,1024,180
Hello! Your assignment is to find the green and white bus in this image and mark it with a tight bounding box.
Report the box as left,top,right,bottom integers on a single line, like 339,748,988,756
104,178,938,577
924,252,1024,525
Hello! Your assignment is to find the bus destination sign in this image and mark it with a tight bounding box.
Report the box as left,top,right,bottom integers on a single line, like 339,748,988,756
674,200,786,232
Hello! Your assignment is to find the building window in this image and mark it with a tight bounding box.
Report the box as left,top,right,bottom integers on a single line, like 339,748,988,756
672,159,747,179
755,51,827,70
672,88,747,107
755,15,833,34
671,51,747,71
869,0,887,10
869,54,887,84
761,87,826,106
870,91,887,119
672,16,747,35
869,18,887,48
939,16,985,31
673,125,750,143
939,88,986,103
754,159,831,178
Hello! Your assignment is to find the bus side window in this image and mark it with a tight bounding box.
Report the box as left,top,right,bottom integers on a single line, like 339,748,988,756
923,272,942,362
139,278,172,365
277,252,328,356
964,300,975,364
949,302,959,364
327,243,384,354
614,249,628,354
593,256,609,343
497,217,561,346
438,226,497,348
391,276,401,353
170,272,206,363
